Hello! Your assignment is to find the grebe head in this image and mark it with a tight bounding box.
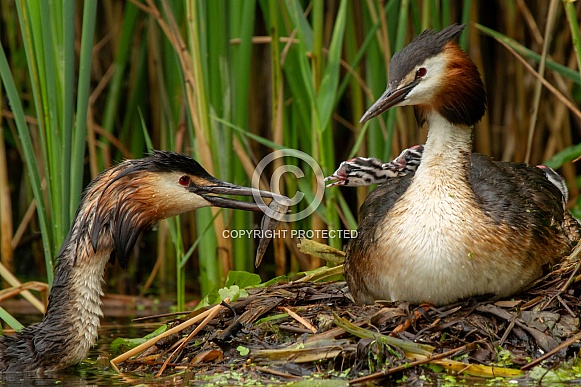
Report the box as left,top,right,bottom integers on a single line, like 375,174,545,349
360,24,486,127
80,150,279,268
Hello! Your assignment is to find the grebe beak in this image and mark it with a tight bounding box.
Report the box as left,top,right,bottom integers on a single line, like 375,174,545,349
360,79,420,124
190,179,289,213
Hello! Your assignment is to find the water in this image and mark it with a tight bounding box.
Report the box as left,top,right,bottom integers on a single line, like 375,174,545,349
0,316,167,386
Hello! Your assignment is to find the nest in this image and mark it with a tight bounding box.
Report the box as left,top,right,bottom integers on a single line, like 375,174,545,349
111,249,581,385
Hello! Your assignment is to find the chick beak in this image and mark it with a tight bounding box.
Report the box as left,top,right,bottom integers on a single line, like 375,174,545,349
360,79,420,124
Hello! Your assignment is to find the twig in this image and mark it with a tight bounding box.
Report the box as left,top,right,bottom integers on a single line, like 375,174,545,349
494,38,581,121
254,366,303,380
348,344,471,384
0,261,45,313
392,305,430,334
539,250,581,311
556,294,576,319
229,36,300,45
560,254,581,293
477,305,558,353
521,331,581,370
334,314,435,356
156,300,228,376
498,316,517,346
523,0,559,163
295,265,344,283
281,306,317,334
110,305,217,372
0,281,48,303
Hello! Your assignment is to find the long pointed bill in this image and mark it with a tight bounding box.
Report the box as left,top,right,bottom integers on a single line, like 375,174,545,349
192,181,287,212
190,180,291,268
360,80,419,124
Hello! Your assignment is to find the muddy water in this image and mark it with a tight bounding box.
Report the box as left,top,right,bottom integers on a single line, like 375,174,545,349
1,316,166,386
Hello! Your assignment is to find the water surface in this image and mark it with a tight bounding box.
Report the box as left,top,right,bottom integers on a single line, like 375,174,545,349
1,315,166,386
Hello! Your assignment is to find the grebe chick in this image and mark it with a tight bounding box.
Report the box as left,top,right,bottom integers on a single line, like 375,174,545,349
328,145,570,207
325,145,424,187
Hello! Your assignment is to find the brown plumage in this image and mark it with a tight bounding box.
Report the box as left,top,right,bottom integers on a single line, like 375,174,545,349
346,24,580,305
0,151,280,373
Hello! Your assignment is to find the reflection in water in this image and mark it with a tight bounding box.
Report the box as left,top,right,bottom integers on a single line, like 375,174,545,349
1,317,164,386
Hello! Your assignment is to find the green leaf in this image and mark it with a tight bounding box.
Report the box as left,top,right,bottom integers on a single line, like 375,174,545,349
0,307,24,332
284,0,318,122
0,38,54,283
195,289,221,311
476,23,581,85
316,0,347,131
237,345,250,356
257,275,289,288
543,143,581,169
110,325,167,353
224,270,261,289
218,285,248,302
196,284,249,311
255,313,289,325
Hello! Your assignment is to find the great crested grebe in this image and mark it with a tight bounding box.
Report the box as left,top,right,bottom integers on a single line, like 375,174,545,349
344,24,580,305
0,151,283,373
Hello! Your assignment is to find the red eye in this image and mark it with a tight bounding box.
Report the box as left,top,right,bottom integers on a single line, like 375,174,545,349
415,67,427,78
178,175,191,186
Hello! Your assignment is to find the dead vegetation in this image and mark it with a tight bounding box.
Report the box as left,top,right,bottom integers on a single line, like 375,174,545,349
111,249,581,385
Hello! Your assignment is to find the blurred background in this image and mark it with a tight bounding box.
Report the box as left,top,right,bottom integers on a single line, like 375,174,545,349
1,0,580,310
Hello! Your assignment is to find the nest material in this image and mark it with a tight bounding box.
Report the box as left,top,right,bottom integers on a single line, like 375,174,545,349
115,257,581,384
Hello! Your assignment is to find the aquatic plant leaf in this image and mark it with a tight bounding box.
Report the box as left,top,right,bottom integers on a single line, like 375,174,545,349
224,270,262,289
110,325,167,353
